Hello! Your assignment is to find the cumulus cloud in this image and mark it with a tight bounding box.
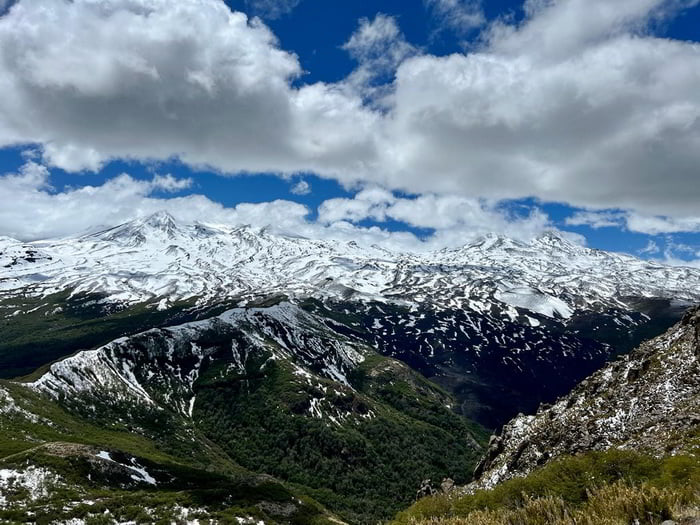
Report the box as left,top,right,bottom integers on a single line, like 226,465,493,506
0,163,196,239
566,209,700,234
0,0,700,225
341,14,417,98
317,187,555,245
626,213,700,235
0,0,378,175
150,174,194,192
0,161,320,241
382,28,700,216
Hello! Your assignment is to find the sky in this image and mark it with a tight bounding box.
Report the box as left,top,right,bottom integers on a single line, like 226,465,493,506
0,0,699,264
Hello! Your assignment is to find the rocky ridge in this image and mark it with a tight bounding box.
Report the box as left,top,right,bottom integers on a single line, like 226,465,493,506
472,306,700,490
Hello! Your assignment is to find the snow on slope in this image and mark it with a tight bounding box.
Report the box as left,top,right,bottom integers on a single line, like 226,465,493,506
0,466,61,508
30,303,366,414
2,212,700,318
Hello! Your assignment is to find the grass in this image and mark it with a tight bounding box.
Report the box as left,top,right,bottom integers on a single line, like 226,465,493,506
392,450,700,525
399,483,697,525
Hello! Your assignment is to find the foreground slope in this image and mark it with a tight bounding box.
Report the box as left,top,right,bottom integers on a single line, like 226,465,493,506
394,307,700,525
472,306,700,489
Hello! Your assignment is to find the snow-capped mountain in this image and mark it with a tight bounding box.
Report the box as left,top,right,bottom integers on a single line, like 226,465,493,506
2,211,699,317
4,211,699,428
3,212,700,523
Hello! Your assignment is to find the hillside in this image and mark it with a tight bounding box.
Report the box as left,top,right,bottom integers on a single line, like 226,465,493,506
395,307,700,524
472,306,700,490
0,301,487,524
3,215,700,523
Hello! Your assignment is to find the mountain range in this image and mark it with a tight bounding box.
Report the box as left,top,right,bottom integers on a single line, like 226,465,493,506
2,212,700,523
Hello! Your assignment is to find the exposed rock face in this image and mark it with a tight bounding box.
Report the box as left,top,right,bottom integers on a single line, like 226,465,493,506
471,306,700,490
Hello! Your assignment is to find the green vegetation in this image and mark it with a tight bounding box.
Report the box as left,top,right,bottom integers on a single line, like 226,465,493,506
0,382,337,524
0,448,335,525
1,381,206,467
0,291,207,378
0,308,487,524
195,353,487,524
393,450,700,524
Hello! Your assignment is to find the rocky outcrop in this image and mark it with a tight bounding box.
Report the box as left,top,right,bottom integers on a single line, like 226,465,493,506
471,306,700,490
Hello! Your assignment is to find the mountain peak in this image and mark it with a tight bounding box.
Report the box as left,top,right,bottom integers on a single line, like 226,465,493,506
534,230,569,243
466,233,525,252
95,211,180,245
531,230,584,252
140,210,177,228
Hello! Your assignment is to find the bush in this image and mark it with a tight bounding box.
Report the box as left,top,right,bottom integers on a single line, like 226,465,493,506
393,450,700,525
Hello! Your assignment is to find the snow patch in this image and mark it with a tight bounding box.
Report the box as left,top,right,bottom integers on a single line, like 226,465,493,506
0,466,60,507
496,288,573,319
96,451,157,485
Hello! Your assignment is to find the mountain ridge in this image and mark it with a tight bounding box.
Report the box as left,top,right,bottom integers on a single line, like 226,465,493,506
2,211,699,314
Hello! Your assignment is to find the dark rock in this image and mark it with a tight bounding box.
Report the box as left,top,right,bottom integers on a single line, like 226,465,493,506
416,479,435,500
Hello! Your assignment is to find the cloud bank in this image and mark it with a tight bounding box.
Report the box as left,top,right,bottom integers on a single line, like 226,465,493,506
0,0,699,230
0,161,557,251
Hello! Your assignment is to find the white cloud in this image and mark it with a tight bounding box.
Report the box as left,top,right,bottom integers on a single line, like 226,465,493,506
566,209,700,234
290,179,310,195
381,29,700,217
151,174,194,192
656,241,700,268
244,0,301,20
565,211,624,229
0,162,560,250
639,240,660,255
341,14,417,99
342,14,414,63
488,0,673,59
0,161,317,241
0,0,699,226
424,0,485,36
625,213,700,235
0,0,378,175
0,163,195,239
317,188,555,245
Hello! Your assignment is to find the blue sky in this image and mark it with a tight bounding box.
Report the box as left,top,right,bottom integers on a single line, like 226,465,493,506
0,0,699,263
